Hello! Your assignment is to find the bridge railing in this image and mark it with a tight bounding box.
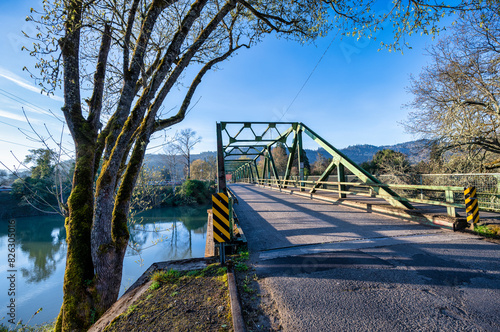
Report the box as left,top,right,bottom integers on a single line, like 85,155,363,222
237,177,478,217
377,173,500,212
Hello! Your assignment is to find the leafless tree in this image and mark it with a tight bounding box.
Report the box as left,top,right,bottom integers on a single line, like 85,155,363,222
171,128,201,179
405,5,500,168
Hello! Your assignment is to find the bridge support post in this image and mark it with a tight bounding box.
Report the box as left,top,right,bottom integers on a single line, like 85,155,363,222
446,189,456,217
216,122,227,193
284,126,298,189
337,164,346,198
253,159,260,184
267,148,281,188
297,128,305,191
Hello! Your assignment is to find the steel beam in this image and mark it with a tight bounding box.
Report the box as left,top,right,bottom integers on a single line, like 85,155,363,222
216,122,227,193
298,123,412,209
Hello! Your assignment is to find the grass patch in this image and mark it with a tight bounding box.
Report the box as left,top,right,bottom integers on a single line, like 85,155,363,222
149,281,161,291
151,268,182,284
234,246,249,263
104,263,231,332
149,264,227,289
473,224,500,238
126,304,138,315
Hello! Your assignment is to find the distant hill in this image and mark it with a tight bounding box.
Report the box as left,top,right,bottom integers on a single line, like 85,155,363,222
144,140,429,172
305,139,429,165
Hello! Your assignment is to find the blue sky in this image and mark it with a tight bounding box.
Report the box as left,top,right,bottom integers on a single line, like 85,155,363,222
0,0,447,170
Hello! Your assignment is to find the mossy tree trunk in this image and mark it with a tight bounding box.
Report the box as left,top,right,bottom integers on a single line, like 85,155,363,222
27,1,326,331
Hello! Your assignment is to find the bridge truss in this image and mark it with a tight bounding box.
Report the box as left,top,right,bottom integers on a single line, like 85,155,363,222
216,122,413,210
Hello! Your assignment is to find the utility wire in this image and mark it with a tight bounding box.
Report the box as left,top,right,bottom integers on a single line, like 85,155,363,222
0,119,33,132
280,31,340,121
0,88,65,122
0,138,38,148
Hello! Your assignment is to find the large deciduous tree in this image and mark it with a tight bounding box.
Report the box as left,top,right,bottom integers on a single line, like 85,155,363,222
27,1,327,330
405,4,500,167
24,0,492,330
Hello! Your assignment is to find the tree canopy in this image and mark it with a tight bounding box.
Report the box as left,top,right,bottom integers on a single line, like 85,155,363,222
405,3,500,168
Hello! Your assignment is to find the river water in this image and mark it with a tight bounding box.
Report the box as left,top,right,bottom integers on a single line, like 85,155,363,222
0,205,209,326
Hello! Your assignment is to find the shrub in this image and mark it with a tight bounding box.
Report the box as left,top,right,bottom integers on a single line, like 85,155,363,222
175,180,214,205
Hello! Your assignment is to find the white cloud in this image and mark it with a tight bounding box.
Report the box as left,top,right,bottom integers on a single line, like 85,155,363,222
0,67,64,102
0,109,27,122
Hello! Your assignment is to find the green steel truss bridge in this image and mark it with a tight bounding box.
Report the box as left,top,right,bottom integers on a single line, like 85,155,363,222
211,122,500,244
206,122,500,331
216,121,413,210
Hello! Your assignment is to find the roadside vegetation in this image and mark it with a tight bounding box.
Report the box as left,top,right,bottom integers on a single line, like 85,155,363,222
103,264,231,332
0,309,54,332
472,224,500,238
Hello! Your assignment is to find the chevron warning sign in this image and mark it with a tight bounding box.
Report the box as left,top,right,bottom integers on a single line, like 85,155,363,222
464,187,479,224
212,192,231,243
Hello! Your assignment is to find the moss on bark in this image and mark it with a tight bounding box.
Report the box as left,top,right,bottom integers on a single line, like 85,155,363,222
57,147,96,332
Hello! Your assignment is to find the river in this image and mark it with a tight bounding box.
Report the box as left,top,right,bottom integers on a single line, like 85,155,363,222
0,205,209,326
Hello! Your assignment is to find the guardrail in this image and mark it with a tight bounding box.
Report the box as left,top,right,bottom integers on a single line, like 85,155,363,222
236,177,472,217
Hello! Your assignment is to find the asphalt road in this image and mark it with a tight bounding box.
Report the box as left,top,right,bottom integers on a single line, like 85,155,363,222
230,183,500,332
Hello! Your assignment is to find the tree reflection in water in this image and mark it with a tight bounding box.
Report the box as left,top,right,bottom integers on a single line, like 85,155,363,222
3,215,67,283
127,205,209,263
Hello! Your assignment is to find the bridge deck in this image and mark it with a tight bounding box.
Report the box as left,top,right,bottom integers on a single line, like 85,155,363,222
251,183,500,225
230,183,500,331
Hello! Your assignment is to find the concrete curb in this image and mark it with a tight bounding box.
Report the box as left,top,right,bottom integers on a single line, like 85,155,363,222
227,265,246,332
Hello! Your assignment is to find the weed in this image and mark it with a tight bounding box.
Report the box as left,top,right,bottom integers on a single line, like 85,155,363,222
243,283,254,293
0,308,50,332
170,291,179,297
242,275,254,293
234,246,249,263
235,262,248,272
149,281,161,291
186,270,201,277
473,224,500,237
217,266,227,275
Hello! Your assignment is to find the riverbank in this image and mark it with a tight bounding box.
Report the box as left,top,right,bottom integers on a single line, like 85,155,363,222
89,248,281,332
0,204,211,327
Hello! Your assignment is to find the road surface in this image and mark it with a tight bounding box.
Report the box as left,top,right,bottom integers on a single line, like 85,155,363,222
231,183,500,332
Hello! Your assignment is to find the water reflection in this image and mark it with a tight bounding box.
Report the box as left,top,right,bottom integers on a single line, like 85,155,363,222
0,215,66,283
0,205,209,326
126,206,208,264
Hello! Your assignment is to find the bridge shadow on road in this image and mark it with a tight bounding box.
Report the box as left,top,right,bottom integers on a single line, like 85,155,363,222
231,184,500,291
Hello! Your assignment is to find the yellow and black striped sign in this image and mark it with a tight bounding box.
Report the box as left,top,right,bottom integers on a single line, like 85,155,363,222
212,192,231,243
464,187,479,224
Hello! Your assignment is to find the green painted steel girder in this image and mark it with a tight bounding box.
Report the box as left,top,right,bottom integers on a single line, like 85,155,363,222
216,121,413,210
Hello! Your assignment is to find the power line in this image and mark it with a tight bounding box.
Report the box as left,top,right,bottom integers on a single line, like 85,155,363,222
0,88,50,114
0,88,65,122
280,31,340,121
0,119,33,132
0,138,38,148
